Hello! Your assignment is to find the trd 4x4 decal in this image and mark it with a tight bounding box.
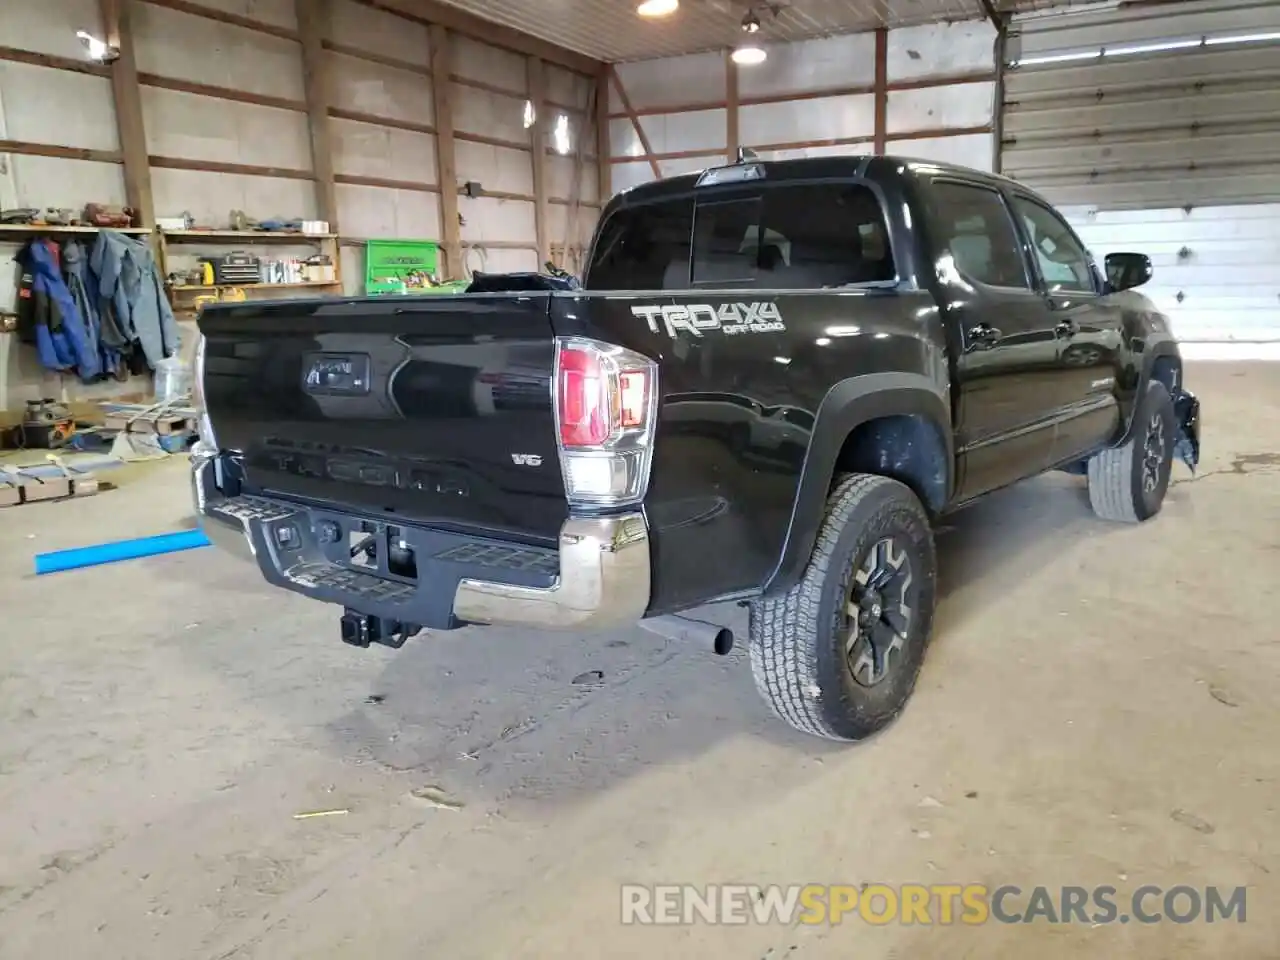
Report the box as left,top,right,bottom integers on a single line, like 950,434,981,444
631,302,786,339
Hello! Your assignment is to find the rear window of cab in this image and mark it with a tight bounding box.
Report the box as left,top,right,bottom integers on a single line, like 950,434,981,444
586,181,895,291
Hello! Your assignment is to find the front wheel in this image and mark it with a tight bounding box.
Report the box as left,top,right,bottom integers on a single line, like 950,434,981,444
748,474,937,742
1087,380,1175,523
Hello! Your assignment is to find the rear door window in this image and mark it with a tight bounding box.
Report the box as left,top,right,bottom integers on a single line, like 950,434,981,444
928,181,1030,290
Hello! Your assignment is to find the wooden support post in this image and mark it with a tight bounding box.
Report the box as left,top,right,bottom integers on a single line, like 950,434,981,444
557,80,593,273
296,0,338,231
595,66,612,203
100,0,154,226
527,56,550,267
873,27,888,155
430,25,463,278
725,49,739,162
609,68,661,181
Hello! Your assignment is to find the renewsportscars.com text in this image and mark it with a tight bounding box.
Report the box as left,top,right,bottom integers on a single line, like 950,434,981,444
620,883,1247,926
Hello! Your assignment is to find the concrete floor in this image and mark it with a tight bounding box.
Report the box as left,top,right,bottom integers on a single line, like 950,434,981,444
1,362,1277,959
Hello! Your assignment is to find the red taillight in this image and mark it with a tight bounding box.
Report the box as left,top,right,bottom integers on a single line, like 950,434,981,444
557,345,609,447
554,337,658,507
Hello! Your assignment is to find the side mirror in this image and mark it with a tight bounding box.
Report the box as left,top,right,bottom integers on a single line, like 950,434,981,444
1105,252,1152,292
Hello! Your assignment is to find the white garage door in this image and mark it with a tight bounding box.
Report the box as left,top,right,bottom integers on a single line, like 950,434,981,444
1002,0,1280,346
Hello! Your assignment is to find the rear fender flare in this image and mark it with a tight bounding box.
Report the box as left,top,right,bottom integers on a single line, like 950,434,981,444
762,372,953,595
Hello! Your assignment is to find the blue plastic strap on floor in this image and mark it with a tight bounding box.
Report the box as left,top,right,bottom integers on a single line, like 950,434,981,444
34,529,212,576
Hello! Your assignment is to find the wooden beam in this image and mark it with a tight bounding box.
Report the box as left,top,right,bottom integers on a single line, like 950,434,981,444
725,49,739,163
884,124,992,143
0,140,122,164
101,0,155,226
462,240,538,251
622,124,995,167
328,108,435,137
149,155,314,180
609,69,661,181
454,131,531,153
604,71,996,120
557,77,594,273
0,45,109,77
356,0,599,77
467,188,536,203
549,197,601,209
528,57,550,267
873,27,888,155
296,0,338,230
595,67,611,204
323,40,431,78
336,173,438,193
430,25,463,278
136,0,298,41
992,21,1009,174
451,74,526,102
137,73,306,112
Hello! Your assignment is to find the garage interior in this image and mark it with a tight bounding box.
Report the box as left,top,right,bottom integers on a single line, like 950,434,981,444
0,0,1277,956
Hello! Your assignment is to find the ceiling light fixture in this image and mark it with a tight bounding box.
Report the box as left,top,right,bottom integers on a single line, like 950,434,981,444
741,10,761,33
75,29,119,63
637,0,678,18
731,45,767,66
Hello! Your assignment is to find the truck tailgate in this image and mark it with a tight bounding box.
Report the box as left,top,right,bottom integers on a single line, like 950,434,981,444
197,295,566,543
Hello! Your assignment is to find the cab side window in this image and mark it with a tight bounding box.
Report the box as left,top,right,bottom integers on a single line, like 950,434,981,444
929,181,1029,290
1010,195,1096,294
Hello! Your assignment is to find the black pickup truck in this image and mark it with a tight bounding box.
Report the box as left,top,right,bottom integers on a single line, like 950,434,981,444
190,154,1200,742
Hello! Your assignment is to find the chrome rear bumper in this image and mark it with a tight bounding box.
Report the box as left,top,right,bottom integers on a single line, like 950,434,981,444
190,445,651,631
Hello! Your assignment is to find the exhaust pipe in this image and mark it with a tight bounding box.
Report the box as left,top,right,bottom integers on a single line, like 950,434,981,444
640,614,734,656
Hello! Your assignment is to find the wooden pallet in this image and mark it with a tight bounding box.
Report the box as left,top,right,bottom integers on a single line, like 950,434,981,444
0,457,100,507
98,401,196,437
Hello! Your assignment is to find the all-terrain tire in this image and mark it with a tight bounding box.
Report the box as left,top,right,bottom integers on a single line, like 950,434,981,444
748,474,937,742
1087,380,1176,523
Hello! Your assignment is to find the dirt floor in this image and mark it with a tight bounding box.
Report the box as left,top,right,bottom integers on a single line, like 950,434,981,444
1,361,1277,959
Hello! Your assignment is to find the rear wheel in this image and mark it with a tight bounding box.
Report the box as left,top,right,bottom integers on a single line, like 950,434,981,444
748,474,937,741
1087,381,1175,522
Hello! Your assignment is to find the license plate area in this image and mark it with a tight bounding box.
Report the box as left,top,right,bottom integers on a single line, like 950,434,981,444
345,521,419,581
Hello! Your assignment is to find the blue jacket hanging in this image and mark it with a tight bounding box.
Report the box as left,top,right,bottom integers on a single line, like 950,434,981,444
16,240,100,381
63,240,120,377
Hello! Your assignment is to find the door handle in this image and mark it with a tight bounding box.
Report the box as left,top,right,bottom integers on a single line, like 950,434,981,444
967,323,1002,350
1055,318,1077,338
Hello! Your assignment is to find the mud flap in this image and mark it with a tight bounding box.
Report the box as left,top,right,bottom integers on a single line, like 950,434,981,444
1172,388,1200,473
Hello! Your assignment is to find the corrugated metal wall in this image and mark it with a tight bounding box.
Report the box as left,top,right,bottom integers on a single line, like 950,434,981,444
1003,0,1280,346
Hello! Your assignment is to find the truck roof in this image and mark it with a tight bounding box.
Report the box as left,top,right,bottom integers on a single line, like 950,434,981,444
606,153,1024,211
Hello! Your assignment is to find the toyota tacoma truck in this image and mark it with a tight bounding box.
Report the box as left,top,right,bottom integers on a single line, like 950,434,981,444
190,154,1200,742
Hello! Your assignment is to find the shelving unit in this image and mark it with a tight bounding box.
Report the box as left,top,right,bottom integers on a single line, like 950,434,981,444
168,280,339,292
161,230,338,243
0,224,152,237
157,229,343,318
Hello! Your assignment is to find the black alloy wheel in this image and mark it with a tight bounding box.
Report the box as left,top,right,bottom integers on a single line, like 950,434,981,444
845,536,916,687
1141,411,1166,495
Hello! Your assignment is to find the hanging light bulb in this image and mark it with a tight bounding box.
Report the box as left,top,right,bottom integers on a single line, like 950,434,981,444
731,45,767,66
741,10,761,33
637,0,678,17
